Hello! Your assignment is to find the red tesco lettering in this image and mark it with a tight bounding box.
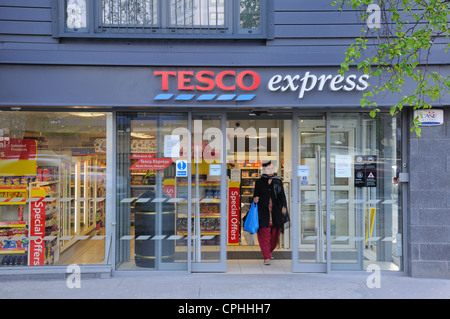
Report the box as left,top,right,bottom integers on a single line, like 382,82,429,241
154,70,260,91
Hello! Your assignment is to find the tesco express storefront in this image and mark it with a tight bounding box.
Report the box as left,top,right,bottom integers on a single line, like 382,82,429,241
0,65,408,277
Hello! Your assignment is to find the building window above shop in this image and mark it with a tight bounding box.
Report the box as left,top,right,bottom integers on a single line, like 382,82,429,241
57,0,271,39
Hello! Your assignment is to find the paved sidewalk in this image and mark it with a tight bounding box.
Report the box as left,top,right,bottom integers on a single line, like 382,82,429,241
0,271,449,299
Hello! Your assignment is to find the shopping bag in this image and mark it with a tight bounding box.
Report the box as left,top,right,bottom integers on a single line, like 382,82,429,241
243,202,259,234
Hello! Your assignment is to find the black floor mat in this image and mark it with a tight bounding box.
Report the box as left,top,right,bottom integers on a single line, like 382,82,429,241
227,251,291,259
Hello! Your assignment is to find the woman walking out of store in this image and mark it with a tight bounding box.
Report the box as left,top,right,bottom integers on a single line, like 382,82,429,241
253,161,288,265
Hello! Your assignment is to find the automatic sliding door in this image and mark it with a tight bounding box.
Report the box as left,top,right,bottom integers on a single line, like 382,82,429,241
293,114,327,272
116,112,189,271
115,112,227,272
190,113,226,272
292,112,403,273
329,113,403,272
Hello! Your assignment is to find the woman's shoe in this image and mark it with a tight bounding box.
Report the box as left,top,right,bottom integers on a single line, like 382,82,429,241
264,259,271,265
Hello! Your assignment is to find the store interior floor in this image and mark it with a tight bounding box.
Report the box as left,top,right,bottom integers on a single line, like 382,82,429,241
227,245,291,274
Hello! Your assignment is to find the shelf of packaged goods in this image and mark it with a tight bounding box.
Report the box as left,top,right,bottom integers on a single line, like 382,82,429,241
177,182,220,186
30,187,47,198
0,222,27,228
45,218,58,228
0,199,27,206
45,207,58,216
130,185,156,188
177,231,220,235
177,214,220,219
46,230,58,237
34,181,58,186
176,198,221,204
0,188,28,205
199,198,220,203
0,187,28,192
0,248,26,254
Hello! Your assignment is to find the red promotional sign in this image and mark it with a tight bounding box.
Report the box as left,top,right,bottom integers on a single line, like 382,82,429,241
154,70,260,91
0,138,36,160
29,199,45,266
128,153,155,160
129,158,173,171
0,138,37,176
163,184,175,198
228,182,240,245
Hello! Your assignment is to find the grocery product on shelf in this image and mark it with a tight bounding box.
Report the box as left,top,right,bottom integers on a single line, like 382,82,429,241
0,166,61,266
174,178,221,246
0,255,27,266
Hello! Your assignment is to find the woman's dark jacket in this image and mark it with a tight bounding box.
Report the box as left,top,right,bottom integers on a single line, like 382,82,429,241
252,174,288,229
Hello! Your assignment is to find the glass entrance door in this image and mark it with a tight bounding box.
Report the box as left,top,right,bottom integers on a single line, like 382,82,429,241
116,112,190,271
329,113,403,272
115,111,227,272
292,112,404,273
189,113,227,272
226,112,293,268
292,114,328,272
114,111,403,273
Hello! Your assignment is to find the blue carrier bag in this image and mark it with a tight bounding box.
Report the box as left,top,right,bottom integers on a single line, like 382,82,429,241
243,202,259,234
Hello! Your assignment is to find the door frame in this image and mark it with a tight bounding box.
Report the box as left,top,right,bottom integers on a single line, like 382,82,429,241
110,110,330,273
291,111,331,273
192,110,294,272
189,111,228,272
190,110,337,273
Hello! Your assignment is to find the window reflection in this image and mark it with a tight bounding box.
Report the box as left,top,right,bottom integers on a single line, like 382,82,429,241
66,0,87,29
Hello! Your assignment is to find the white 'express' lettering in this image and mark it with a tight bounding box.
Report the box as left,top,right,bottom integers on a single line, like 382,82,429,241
268,73,369,98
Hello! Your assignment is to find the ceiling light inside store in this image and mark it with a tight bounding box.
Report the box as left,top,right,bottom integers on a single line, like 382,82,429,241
131,132,155,139
249,109,271,116
69,112,105,117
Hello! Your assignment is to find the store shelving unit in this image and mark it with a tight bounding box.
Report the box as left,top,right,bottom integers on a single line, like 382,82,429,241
240,167,259,209
175,179,221,243
61,154,106,253
0,163,61,266
239,166,259,245
88,157,106,235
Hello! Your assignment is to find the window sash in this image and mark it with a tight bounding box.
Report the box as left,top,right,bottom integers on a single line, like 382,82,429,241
66,0,88,30
60,0,267,38
100,0,159,27
169,0,226,28
239,0,261,31
98,0,227,29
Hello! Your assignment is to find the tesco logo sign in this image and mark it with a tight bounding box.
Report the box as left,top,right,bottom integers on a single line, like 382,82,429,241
155,70,260,91
153,70,260,102
152,69,370,102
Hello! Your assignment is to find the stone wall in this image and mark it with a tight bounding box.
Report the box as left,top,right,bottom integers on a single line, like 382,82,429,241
409,109,450,279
